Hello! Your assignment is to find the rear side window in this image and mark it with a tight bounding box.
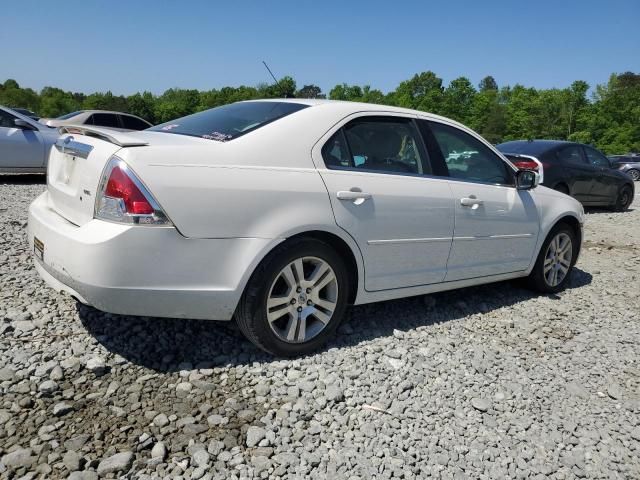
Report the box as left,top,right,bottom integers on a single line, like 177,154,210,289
322,131,351,168
87,113,120,128
322,117,428,175
556,146,585,165
149,101,309,141
583,146,611,167
120,115,151,130
428,121,512,185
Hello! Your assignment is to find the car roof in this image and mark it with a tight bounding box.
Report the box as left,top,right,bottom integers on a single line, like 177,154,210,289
242,98,472,129
71,110,141,116
497,139,577,156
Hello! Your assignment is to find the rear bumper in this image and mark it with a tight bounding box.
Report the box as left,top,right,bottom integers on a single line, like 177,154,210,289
28,192,276,320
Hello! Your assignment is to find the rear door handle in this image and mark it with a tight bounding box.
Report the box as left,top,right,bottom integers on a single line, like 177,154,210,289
337,190,372,205
460,197,483,209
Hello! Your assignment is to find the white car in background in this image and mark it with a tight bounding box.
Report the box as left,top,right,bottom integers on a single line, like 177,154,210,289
0,106,60,173
28,99,584,356
39,110,152,131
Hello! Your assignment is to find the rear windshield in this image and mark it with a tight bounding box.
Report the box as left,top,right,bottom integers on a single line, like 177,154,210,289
148,101,309,141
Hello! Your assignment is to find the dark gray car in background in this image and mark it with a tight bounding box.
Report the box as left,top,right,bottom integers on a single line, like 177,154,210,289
498,140,635,211
608,154,640,181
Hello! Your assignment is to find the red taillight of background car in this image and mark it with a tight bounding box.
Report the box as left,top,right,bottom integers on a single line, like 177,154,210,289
513,160,539,171
104,164,154,214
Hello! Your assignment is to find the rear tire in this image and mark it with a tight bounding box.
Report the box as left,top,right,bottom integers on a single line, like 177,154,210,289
526,224,578,293
235,238,349,357
627,169,640,181
612,185,633,212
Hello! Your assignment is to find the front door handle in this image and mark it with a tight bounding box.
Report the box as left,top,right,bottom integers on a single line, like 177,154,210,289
337,190,372,205
460,196,483,209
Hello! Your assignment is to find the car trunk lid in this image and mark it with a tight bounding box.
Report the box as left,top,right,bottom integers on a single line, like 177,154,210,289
46,126,149,226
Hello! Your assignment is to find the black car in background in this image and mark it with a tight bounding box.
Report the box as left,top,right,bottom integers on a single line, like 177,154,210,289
608,154,640,181
497,140,634,211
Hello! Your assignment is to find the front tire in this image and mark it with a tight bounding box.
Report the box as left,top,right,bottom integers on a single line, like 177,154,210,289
235,238,349,357
527,224,578,293
612,185,633,212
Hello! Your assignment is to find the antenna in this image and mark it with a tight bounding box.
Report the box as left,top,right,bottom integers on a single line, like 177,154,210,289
262,61,279,85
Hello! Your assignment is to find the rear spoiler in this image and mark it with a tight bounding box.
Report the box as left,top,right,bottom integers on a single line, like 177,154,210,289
58,125,149,147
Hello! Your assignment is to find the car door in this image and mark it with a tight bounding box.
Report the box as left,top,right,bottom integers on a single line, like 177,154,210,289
0,109,45,169
555,145,594,202
312,115,455,291
583,145,618,202
421,119,539,281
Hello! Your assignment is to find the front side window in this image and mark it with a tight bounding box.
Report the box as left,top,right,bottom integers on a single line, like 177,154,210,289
584,146,610,167
148,101,309,141
556,145,586,165
322,117,427,175
429,121,512,185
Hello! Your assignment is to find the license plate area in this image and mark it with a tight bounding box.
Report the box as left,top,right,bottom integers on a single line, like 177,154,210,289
59,154,77,185
34,236,44,261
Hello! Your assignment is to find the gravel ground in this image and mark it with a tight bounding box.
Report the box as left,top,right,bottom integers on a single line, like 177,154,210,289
1,176,639,479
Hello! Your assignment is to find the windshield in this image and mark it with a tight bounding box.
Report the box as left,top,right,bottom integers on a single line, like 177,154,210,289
57,111,83,120
148,101,309,141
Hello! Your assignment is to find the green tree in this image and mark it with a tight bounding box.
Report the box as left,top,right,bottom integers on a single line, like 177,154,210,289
390,71,444,113
127,92,156,123
296,84,324,99
329,83,363,101
39,87,81,117
1,70,638,152
442,77,476,124
154,88,200,123
478,76,498,92
471,86,506,143
0,79,40,112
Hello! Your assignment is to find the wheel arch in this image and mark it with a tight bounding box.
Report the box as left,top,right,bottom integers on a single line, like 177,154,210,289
554,215,582,253
238,227,364,308
553,181,570,195
286,230,360,304
534,213,583,270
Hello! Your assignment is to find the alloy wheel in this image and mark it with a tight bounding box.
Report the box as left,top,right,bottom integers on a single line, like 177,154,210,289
266,256,339,343
629,169,640,181
543,233,573,287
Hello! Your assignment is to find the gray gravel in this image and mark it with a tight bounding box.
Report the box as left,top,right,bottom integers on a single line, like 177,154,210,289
1,175,639,479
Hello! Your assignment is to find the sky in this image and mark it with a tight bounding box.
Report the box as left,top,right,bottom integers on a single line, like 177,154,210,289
2,0,639,96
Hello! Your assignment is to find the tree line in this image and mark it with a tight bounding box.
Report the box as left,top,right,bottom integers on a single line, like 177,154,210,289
1,71,638,154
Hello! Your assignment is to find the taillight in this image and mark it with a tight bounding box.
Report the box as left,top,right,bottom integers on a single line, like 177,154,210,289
104,166,154,214
513,160,539,171
95,157,171,225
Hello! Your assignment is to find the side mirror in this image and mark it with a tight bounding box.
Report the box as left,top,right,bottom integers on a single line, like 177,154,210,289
14,118,36,131
516,169,539,190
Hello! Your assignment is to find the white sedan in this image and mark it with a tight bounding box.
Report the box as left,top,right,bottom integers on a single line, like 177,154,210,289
28,100,584,356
